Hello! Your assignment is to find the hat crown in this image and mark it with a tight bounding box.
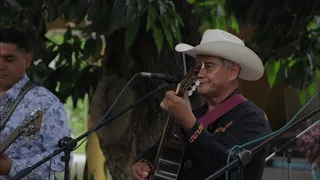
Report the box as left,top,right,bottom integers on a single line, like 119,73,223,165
200,29,244,46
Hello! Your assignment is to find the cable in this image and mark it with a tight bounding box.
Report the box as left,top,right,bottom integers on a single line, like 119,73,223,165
225,145,241,180
48,153,54,179
73,72,141,150
225,92,320,180
240,92,318,149
46,72,141,179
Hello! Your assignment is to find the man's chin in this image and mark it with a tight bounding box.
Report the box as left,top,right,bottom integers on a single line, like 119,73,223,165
196,88,207,95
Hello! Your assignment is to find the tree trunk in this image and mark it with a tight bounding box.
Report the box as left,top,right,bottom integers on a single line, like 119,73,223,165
89,2,201,179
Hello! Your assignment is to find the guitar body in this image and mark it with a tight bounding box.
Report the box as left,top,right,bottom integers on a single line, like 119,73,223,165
149,61,203,180
149,117,186,180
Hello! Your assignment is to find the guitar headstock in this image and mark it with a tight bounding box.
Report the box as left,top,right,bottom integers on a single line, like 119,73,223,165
0,108,43,154
20,108,43,137
176,61,204,97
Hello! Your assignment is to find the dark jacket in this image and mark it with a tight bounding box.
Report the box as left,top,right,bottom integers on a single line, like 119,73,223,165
139,97,272,180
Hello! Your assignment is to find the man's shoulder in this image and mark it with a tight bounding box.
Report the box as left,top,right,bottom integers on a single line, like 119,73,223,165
233,100,268,122
24,85,62,107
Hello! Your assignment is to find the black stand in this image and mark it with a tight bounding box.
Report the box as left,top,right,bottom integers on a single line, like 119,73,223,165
58,137,77,180
204,106,320,180
10,83,168,180
230,148,252,180
286,148,292,180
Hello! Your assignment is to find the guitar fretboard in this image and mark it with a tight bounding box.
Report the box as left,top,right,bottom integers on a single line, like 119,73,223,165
0,126,23,154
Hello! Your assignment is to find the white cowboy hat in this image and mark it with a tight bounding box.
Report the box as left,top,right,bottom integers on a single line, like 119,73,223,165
175,29,264,81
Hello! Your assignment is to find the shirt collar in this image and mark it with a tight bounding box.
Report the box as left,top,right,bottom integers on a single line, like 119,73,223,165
3,74,30,100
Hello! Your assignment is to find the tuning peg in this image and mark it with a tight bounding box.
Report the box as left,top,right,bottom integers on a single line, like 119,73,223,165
188,90,193,96
191,85,197,91
195,80,200,86
27,134,36,144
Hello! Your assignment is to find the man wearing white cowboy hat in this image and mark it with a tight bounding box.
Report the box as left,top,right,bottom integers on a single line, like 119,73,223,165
131,29,271,180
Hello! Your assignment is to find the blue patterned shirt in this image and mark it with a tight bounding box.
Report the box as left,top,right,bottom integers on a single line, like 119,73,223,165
0,75,71,180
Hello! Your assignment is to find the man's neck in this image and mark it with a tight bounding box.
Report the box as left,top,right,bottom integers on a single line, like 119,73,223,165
206,86,239,111
0,75,25,96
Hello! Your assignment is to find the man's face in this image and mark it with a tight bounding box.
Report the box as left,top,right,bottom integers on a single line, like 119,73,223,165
0,42,32,91
196,55,240,97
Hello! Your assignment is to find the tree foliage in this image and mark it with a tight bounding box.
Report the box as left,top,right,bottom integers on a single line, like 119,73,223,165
2,0,239,178
2,0,320,178
225,0,320,102
2,0,240,106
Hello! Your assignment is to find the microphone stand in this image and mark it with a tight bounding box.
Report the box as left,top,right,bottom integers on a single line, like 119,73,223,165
286,148,292,180
266,120,319,162
10,83,168,180
204,106,320,180
265,120,319,180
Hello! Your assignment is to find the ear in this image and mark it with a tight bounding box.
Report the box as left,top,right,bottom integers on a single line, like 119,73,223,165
228,64,240,81
24,53,33,68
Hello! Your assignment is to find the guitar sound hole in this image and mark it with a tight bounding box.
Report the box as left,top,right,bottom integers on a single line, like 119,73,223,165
160,146,184,164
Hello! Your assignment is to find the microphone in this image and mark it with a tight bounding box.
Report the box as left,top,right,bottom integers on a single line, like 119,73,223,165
140,72,180,83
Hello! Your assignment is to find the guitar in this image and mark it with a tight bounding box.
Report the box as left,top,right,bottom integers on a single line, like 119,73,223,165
0,109,43,154
149,61,203,180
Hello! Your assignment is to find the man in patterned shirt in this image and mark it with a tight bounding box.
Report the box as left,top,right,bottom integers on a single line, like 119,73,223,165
0,28,71,179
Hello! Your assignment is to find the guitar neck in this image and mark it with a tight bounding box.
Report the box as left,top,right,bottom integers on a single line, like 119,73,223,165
0,127,23,154
153,115,173,161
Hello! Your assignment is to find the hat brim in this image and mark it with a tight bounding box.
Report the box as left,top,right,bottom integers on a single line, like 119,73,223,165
175,41,264,81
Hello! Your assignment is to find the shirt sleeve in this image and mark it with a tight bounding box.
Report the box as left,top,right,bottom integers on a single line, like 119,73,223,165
7,101,71,179
182,111,270,172
137,138,162,170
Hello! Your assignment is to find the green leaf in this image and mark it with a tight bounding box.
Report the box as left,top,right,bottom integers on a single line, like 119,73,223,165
46,7,59,23
125,18,140,49
160,16,173,48
94,36,103,59
299,88,308,105
146,6,158,31
83,38,96,59
266,61,281,88
152,27,164,54
72,0,88,25
157,1,167,15
230,16,239,34
275,64,286,85
72,36,82,50
215,17,227,30
163,26,173,48
108,0,137,35
288,59,298,67
108,0,127,35
167,8,184,26
64,27,72,42
307,79,317,96
187,0,195,4
170,23,181,42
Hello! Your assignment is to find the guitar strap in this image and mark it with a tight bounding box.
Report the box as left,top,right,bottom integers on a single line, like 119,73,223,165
199,94,247,128
0,81,38,131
